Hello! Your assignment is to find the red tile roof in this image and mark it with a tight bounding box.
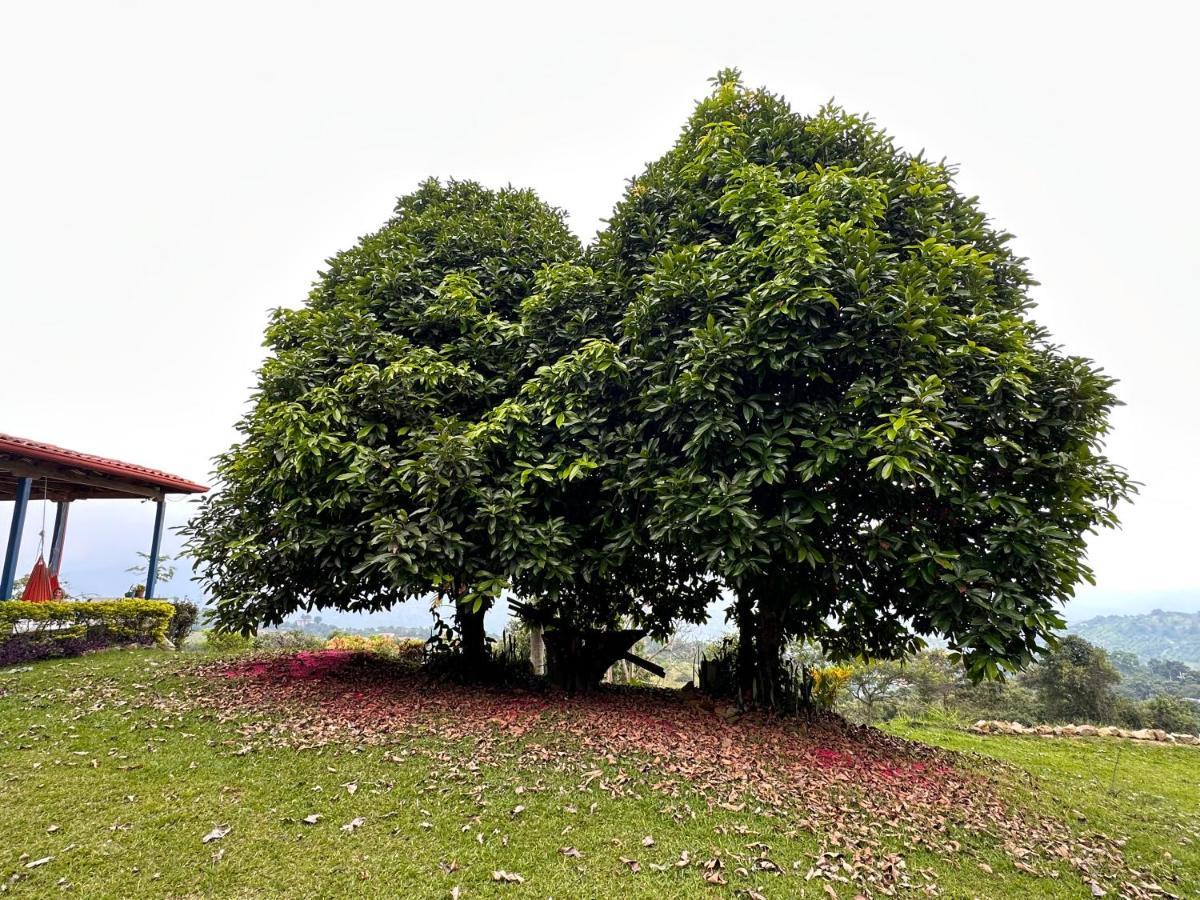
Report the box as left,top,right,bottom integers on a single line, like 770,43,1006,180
0,432,208,497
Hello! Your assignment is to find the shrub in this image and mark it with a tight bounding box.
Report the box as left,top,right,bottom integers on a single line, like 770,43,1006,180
202,630,254,653
0,599,174,666
325,633,422,660
166,600,199,647
905,704,970,730
811,666,853,711
1110,696,1147,729
961,682,1042,725
1141,695,1200,734
699,640,853,714
253,630,325,652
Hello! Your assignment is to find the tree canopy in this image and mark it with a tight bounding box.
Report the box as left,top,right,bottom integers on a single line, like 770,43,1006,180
187,72,1133,697
184,179,579,646
583,70,1134,694
1026,635,1121,723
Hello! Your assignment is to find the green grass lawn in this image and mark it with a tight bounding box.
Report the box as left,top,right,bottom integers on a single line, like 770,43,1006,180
1,650,1195,898
884,720,1200,897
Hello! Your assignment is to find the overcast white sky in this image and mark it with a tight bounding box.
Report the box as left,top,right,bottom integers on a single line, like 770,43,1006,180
2,1,1197,622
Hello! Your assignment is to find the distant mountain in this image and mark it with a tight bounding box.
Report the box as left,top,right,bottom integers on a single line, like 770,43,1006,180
1069,610,1200,666
1062,588,1200,623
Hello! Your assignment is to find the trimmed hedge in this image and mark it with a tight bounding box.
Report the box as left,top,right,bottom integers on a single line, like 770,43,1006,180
0,599,175,666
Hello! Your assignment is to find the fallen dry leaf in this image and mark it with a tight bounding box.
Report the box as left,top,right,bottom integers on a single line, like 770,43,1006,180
182,651,1166,899
704,856,727,885
201,825,230,844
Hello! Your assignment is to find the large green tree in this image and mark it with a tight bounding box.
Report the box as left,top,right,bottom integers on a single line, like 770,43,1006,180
587,71,1133,701
188,75,1132,704
184,179,579,664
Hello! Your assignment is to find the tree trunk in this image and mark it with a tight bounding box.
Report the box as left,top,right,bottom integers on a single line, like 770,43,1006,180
734,592,757,705
455,600,488,673
529,624,546,676
755,594,785,711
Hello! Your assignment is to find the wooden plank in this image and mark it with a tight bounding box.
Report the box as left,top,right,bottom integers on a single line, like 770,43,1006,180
1,458,163,500
622,652,666,679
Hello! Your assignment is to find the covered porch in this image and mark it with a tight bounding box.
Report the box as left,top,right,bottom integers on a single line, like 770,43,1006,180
1,433,208,600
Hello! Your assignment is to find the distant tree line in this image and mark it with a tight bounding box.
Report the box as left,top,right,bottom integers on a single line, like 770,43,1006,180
830,635,1200,733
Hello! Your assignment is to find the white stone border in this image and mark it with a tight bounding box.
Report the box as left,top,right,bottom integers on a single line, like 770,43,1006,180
970,720,1199,746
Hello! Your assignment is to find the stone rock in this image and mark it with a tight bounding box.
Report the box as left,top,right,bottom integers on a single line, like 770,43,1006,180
715,704,740,721
962,720,1200,748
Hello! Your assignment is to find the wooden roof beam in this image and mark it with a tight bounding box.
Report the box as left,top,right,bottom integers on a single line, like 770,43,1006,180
0,459,164,501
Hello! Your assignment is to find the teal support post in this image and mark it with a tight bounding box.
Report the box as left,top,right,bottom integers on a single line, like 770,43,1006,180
2,476,33,600
48,500,70,577
144,499,166,599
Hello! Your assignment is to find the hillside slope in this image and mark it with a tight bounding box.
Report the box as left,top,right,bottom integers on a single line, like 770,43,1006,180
2,649,1194,897
1070,609,1200,665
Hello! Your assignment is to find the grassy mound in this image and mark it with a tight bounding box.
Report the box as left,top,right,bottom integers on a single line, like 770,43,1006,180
0,650,1193,898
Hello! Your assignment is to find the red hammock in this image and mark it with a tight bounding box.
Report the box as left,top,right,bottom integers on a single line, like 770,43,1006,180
20,554,56,603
